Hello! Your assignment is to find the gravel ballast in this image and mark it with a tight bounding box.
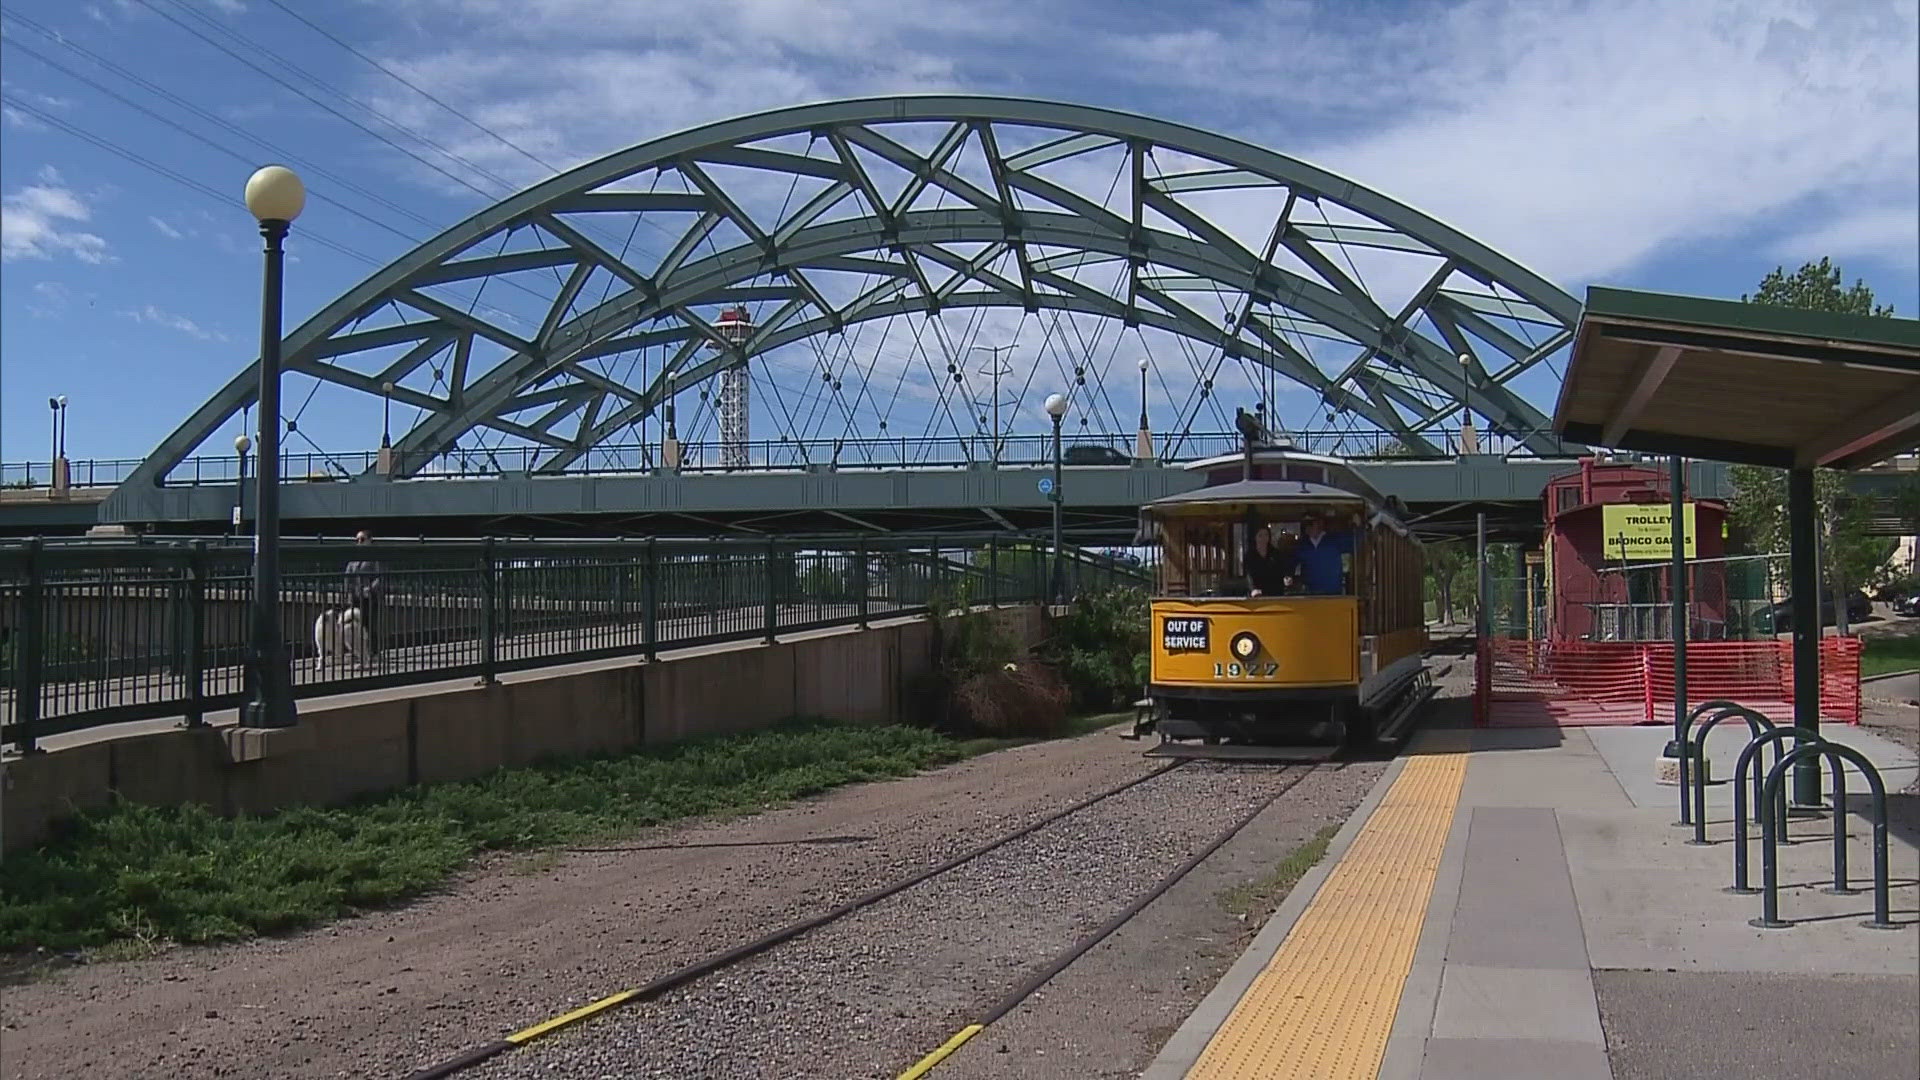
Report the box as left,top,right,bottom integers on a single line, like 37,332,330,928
469,761,1360,1080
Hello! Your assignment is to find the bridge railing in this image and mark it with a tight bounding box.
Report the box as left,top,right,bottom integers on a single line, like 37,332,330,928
1,427,1570,490
0,533,1148,752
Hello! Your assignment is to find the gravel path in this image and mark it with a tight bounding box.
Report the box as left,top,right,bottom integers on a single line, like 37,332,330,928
467,762,1335,1080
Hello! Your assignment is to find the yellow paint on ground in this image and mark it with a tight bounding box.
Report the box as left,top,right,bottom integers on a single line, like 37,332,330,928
1186,729,1469,1080
896,1024,984,1080
507,988,641,1044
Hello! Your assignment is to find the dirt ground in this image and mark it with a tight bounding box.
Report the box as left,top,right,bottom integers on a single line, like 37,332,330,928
0,714,1395,1080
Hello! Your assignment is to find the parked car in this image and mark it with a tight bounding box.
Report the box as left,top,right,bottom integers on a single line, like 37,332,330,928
1893,593,1920,617
1746,590,1872,633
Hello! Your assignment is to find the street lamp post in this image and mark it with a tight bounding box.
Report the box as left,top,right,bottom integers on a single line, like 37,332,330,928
242,164,305,729
379,381,395,476
233,432,251,536
47,396,68,494
1458,352,1478,455
1044,392,1069,602
1136,357,1152,462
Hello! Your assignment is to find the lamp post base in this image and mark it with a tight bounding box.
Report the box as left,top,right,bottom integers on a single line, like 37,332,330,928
241,655,300,728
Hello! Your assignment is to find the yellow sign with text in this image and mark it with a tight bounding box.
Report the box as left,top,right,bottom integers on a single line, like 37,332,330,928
1602,502,1697,561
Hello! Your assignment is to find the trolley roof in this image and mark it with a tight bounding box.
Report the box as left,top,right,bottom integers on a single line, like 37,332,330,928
1142,447,1413,535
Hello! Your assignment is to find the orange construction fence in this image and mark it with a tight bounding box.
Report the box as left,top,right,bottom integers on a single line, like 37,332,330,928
1475,636,1862,728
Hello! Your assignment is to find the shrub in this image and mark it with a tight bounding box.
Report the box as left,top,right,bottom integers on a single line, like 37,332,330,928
953,661,1071,738
1040,584,1149,710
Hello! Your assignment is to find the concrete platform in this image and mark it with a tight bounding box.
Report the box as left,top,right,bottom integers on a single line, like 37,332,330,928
1144,718,1920,1079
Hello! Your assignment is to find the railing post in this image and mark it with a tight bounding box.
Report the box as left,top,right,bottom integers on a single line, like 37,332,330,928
184,541,207,727
856,539,870,629
643,537,659,661
15,538,45,755
988,536,1000,608
930,540,943,608
479,537,499,685
764,537,778,644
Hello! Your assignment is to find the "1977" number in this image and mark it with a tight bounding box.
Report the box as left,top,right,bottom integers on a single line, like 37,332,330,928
1214,662,1278,679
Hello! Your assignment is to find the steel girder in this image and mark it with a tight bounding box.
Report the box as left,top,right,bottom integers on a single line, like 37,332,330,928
110,95,1583,507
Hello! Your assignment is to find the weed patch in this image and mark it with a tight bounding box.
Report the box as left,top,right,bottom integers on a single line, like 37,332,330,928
1219,823,1341,918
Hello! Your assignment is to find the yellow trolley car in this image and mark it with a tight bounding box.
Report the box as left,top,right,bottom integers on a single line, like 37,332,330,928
1136,434,1430,751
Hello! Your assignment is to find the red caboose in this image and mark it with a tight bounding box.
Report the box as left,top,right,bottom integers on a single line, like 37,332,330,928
1543,458,1728,641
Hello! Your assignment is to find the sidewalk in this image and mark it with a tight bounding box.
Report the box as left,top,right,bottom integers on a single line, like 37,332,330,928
1147,715,1920,1079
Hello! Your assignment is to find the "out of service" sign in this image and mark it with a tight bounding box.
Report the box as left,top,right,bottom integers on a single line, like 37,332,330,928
1601,502,1698,561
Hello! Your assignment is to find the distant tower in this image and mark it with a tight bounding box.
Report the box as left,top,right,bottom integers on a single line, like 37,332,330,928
712,305,753,469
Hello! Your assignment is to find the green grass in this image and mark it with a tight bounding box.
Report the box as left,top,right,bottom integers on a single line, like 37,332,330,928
1218,822,1342,918
0,719,1002,956
1862,635,1920,678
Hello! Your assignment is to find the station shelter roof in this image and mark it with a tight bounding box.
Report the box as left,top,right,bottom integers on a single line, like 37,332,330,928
1553,286,1920,470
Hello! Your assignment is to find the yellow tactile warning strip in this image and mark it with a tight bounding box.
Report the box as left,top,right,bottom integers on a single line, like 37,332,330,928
1185,729,1470,1080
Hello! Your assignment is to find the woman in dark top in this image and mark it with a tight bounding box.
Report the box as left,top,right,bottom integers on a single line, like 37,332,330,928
1245,524,1290,597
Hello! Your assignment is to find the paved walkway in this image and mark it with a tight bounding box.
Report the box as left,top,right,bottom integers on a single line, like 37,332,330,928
1146,715,1920,1079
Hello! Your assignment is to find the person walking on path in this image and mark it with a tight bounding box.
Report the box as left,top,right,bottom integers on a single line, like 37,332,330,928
344,530,385,660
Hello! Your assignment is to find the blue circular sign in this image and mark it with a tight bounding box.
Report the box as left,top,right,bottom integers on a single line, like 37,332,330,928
1038,477,1055,496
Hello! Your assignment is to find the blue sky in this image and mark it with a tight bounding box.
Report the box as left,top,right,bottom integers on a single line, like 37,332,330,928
2,0,1916,470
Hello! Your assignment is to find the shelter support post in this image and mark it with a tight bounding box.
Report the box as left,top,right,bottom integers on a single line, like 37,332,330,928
1671,456,1688,729
1787,467,1822,806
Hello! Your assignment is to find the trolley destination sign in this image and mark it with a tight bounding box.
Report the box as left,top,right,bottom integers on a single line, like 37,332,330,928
1161,616,1211,653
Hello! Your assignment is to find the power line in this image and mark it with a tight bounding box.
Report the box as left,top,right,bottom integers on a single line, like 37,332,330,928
0,94,385,268
261,0,558,177
129,0,506,203
1,8,444,237
0,34,426,248
151,0,527,197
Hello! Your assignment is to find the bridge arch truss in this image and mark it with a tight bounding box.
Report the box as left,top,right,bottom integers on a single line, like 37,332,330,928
125,95,1584,489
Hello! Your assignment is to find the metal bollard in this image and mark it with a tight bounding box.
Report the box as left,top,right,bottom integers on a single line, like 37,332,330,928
1687,706,1773,845
1755,741,1895,930
1674,699,1750,825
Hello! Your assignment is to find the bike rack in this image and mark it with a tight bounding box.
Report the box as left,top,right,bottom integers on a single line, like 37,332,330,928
1755,741,1897,930
1684,705,1775,845
1727,726,1831,894
1674,699,1754,826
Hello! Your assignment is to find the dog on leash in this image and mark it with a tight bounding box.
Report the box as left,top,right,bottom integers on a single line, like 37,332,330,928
313,605,369,669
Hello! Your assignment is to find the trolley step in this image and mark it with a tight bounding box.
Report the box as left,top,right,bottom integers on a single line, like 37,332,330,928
1374,669,1436,745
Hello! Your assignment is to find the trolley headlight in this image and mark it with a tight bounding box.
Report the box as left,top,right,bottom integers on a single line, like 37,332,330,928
1230,631,1261,661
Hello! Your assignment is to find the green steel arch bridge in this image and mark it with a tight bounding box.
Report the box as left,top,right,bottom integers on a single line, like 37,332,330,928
7,94,1808,541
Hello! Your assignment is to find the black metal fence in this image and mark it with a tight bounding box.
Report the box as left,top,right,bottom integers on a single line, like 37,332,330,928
0,533,1146,751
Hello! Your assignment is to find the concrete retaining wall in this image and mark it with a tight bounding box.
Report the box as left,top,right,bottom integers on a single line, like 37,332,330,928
0,605,1046,855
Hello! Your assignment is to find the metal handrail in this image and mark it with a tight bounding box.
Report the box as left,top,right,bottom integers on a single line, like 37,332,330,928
0,532,1148,751
1,428,1584,489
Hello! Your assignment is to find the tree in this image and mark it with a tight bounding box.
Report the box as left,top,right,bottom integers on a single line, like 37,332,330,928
1423,539,1472,624
1742,257,1897,317
1729,257,1901,629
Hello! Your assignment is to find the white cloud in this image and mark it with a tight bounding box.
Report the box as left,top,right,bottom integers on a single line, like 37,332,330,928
1,175,112,264
1280,0,1919,287
120,304,229,342
149,216,185,239
367,0,1913,293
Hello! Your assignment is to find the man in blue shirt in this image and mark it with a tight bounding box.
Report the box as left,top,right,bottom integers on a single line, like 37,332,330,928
1288,511,1352,594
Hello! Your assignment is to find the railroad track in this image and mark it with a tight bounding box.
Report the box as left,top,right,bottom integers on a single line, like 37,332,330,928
404,759,1327,1080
